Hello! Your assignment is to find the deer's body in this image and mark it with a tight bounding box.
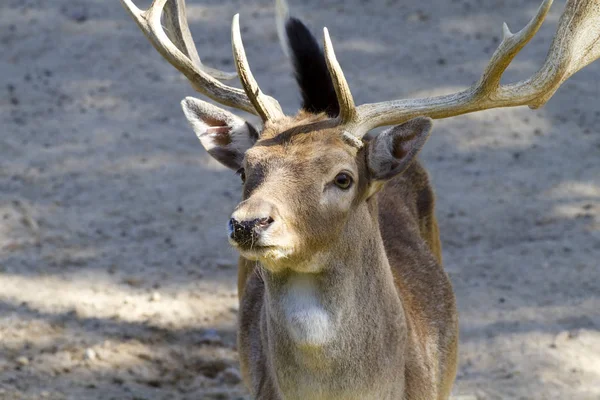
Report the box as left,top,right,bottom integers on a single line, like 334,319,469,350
238,155,457,399
121,0,599,398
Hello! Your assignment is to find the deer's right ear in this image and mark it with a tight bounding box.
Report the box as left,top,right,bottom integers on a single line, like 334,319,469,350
181,97,259,170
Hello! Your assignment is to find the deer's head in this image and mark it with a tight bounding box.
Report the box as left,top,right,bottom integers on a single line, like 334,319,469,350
122,0,600,271
183,97,431,270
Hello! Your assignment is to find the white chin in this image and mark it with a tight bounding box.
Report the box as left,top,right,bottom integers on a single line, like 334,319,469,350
237,246,292,261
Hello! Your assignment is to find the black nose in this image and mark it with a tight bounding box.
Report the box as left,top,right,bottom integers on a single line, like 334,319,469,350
228,217,274,246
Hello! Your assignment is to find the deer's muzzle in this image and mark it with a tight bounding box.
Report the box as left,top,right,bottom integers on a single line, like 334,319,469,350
228,216,274,249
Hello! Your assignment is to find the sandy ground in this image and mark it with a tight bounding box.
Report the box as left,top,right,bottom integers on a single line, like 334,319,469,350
1,0,599,399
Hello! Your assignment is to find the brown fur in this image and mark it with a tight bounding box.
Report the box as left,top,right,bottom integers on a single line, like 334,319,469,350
234,113,458,399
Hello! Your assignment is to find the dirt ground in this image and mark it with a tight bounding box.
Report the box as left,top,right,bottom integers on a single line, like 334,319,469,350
1,0,599,399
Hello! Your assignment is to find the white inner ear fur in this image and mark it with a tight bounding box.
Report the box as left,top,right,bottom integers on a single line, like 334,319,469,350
202,123,255,154
181,97,256,169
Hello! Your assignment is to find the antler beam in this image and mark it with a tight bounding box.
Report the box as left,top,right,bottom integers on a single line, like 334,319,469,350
322,0,600,137
120,0,283,121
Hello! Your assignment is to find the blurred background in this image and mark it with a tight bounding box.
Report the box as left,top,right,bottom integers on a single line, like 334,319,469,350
1,0,599,399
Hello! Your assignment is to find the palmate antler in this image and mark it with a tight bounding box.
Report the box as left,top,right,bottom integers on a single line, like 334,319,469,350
120,0,284,122
323,0,600,137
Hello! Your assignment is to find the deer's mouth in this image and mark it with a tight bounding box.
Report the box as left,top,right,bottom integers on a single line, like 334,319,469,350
232,243,293,261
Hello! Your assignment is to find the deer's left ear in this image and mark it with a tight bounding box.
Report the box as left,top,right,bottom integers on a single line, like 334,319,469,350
366,117,432,184
181,97,259,170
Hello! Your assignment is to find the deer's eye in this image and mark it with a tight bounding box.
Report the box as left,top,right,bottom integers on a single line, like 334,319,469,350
333,173,353,190
237,168,246,183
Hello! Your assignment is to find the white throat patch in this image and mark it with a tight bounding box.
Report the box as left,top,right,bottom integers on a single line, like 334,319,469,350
282,274,332,348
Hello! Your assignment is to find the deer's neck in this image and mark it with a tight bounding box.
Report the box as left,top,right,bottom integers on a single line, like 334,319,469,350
260,204,407,398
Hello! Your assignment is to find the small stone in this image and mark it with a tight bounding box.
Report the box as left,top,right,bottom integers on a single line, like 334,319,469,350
216,259,234,269
16,356,29,366
220,367,242,384
150,292,161,302
123,277,144,287
568,329,580,339
84,348,97,361
40,391,50,398
62,4,89,23
199,329,222,345
555,330,571,343
406,10,429,22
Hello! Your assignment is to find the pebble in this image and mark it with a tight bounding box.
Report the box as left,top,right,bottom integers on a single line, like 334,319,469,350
220,367,242,384
62,4,89,23
199,329,223,345
84,348,97,361
567,329,580,339
216,259,234,269
16,356,29,366
556,329,580,343
123,277,144,287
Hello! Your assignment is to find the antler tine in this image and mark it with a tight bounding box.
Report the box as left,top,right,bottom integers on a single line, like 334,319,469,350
474,0,552,95
349,0,600,137
323,28,357,125
232,14,284,122
161,0,237,80
120,0,284,119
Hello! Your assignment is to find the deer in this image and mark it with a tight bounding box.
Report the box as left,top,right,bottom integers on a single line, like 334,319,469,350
120,0,600,398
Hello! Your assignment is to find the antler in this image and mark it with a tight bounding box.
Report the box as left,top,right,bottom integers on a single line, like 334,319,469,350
323,28,357,124
120,0,283,121
231,14,285,122
322,0,600,137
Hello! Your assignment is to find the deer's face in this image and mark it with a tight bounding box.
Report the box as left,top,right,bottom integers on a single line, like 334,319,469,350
229,127,363,270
